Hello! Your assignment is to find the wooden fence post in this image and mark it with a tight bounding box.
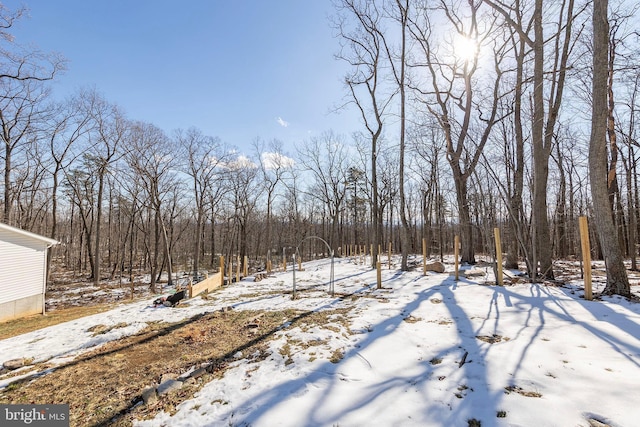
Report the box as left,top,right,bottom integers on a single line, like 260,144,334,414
244,255,248,278
422,237,427,276
377,258,382,289
454,235,460,281
282,250,287,272
494,228,503,285
388,241,392,269
219,256,225,287
267,250,272,274
236,255,240,283
579,216,593,301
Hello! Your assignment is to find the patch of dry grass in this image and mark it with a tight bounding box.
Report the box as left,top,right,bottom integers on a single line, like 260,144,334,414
0,309,293,426
476,334,509,344
0,304,116,340
504,385,542,398
87,322,130,336
330,348,345,363
403,315,422,323
0,307,353,427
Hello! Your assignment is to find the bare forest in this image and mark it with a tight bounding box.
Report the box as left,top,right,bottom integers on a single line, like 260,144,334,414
1,0,639,298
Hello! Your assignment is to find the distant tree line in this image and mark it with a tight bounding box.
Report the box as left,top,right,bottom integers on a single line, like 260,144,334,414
0,1,637,296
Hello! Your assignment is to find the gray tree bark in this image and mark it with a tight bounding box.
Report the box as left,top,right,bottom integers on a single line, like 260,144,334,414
589,0,630,296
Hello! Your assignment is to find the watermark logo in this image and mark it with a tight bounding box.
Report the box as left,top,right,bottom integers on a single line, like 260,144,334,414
1,405,69,426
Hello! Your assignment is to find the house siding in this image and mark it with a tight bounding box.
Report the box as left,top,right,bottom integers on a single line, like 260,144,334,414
0,228,47,306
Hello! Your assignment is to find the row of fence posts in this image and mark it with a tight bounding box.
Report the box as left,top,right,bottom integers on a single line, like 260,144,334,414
341,243,391,290
215,250,301,285
202,216,594,300
446,217,593,300
343,215,594,300
214,255,249,286
449,218,592,300
486,217,592,300
342,243,393,270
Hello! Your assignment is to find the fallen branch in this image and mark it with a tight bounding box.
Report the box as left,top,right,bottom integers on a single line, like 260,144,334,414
459,351,469,368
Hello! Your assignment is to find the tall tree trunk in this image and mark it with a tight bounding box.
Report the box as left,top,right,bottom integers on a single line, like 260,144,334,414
47,168,60,283
589,0,629,296
397,0,410,270
507,32,526,270
94,170,105,286
531,0,554,280
150,207,160,293
454,172,474,264
160,208,173,287
626,144,638,270
194,208,203,280
372,138,380,268
555,142,568,258
3,141,11,223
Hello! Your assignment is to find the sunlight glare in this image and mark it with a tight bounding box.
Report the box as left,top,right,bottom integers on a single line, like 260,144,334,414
454,35,478,62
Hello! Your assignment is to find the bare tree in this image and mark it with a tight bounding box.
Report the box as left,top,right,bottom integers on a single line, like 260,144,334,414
63,156,98,277
254,138,292,259
0,3,64,224
618,71,640,270
179,127,226,279
83,91,127,285
589,0,630,296
0,78,50,224
376,144,399,248
485,0,583,280
61,90,127,284
127,121,178,292
42,93,92,280
224,153,260,263
386,0,411,269
410,120,447,260
409,0,507,264
45,93,92,242
0,4,65,82
298,131,350,254
501,6,528,271
334,0,394,268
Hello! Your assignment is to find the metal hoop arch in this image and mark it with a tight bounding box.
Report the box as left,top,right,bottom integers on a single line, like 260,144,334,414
292,236,335,299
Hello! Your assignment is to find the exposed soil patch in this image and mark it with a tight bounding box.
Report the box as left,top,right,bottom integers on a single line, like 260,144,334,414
504,385,542,398
476,334,509,344
403,315,422,323
0,308,345,426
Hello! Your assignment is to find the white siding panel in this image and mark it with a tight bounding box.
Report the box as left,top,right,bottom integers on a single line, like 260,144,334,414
0,228,46,305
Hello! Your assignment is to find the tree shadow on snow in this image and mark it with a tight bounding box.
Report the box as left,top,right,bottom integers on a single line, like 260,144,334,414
192,272,640,426
215,273,503,426
490,284,640,371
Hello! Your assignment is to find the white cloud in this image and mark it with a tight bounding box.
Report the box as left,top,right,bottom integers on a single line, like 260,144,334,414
261,152,295,170
276,117,289,128
220,154,257,170
231,155,257,169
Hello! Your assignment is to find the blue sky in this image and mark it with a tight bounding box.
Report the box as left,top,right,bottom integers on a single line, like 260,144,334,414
9,1,358,153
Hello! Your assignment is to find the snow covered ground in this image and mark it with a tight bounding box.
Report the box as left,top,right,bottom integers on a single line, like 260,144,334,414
2,257,639,426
